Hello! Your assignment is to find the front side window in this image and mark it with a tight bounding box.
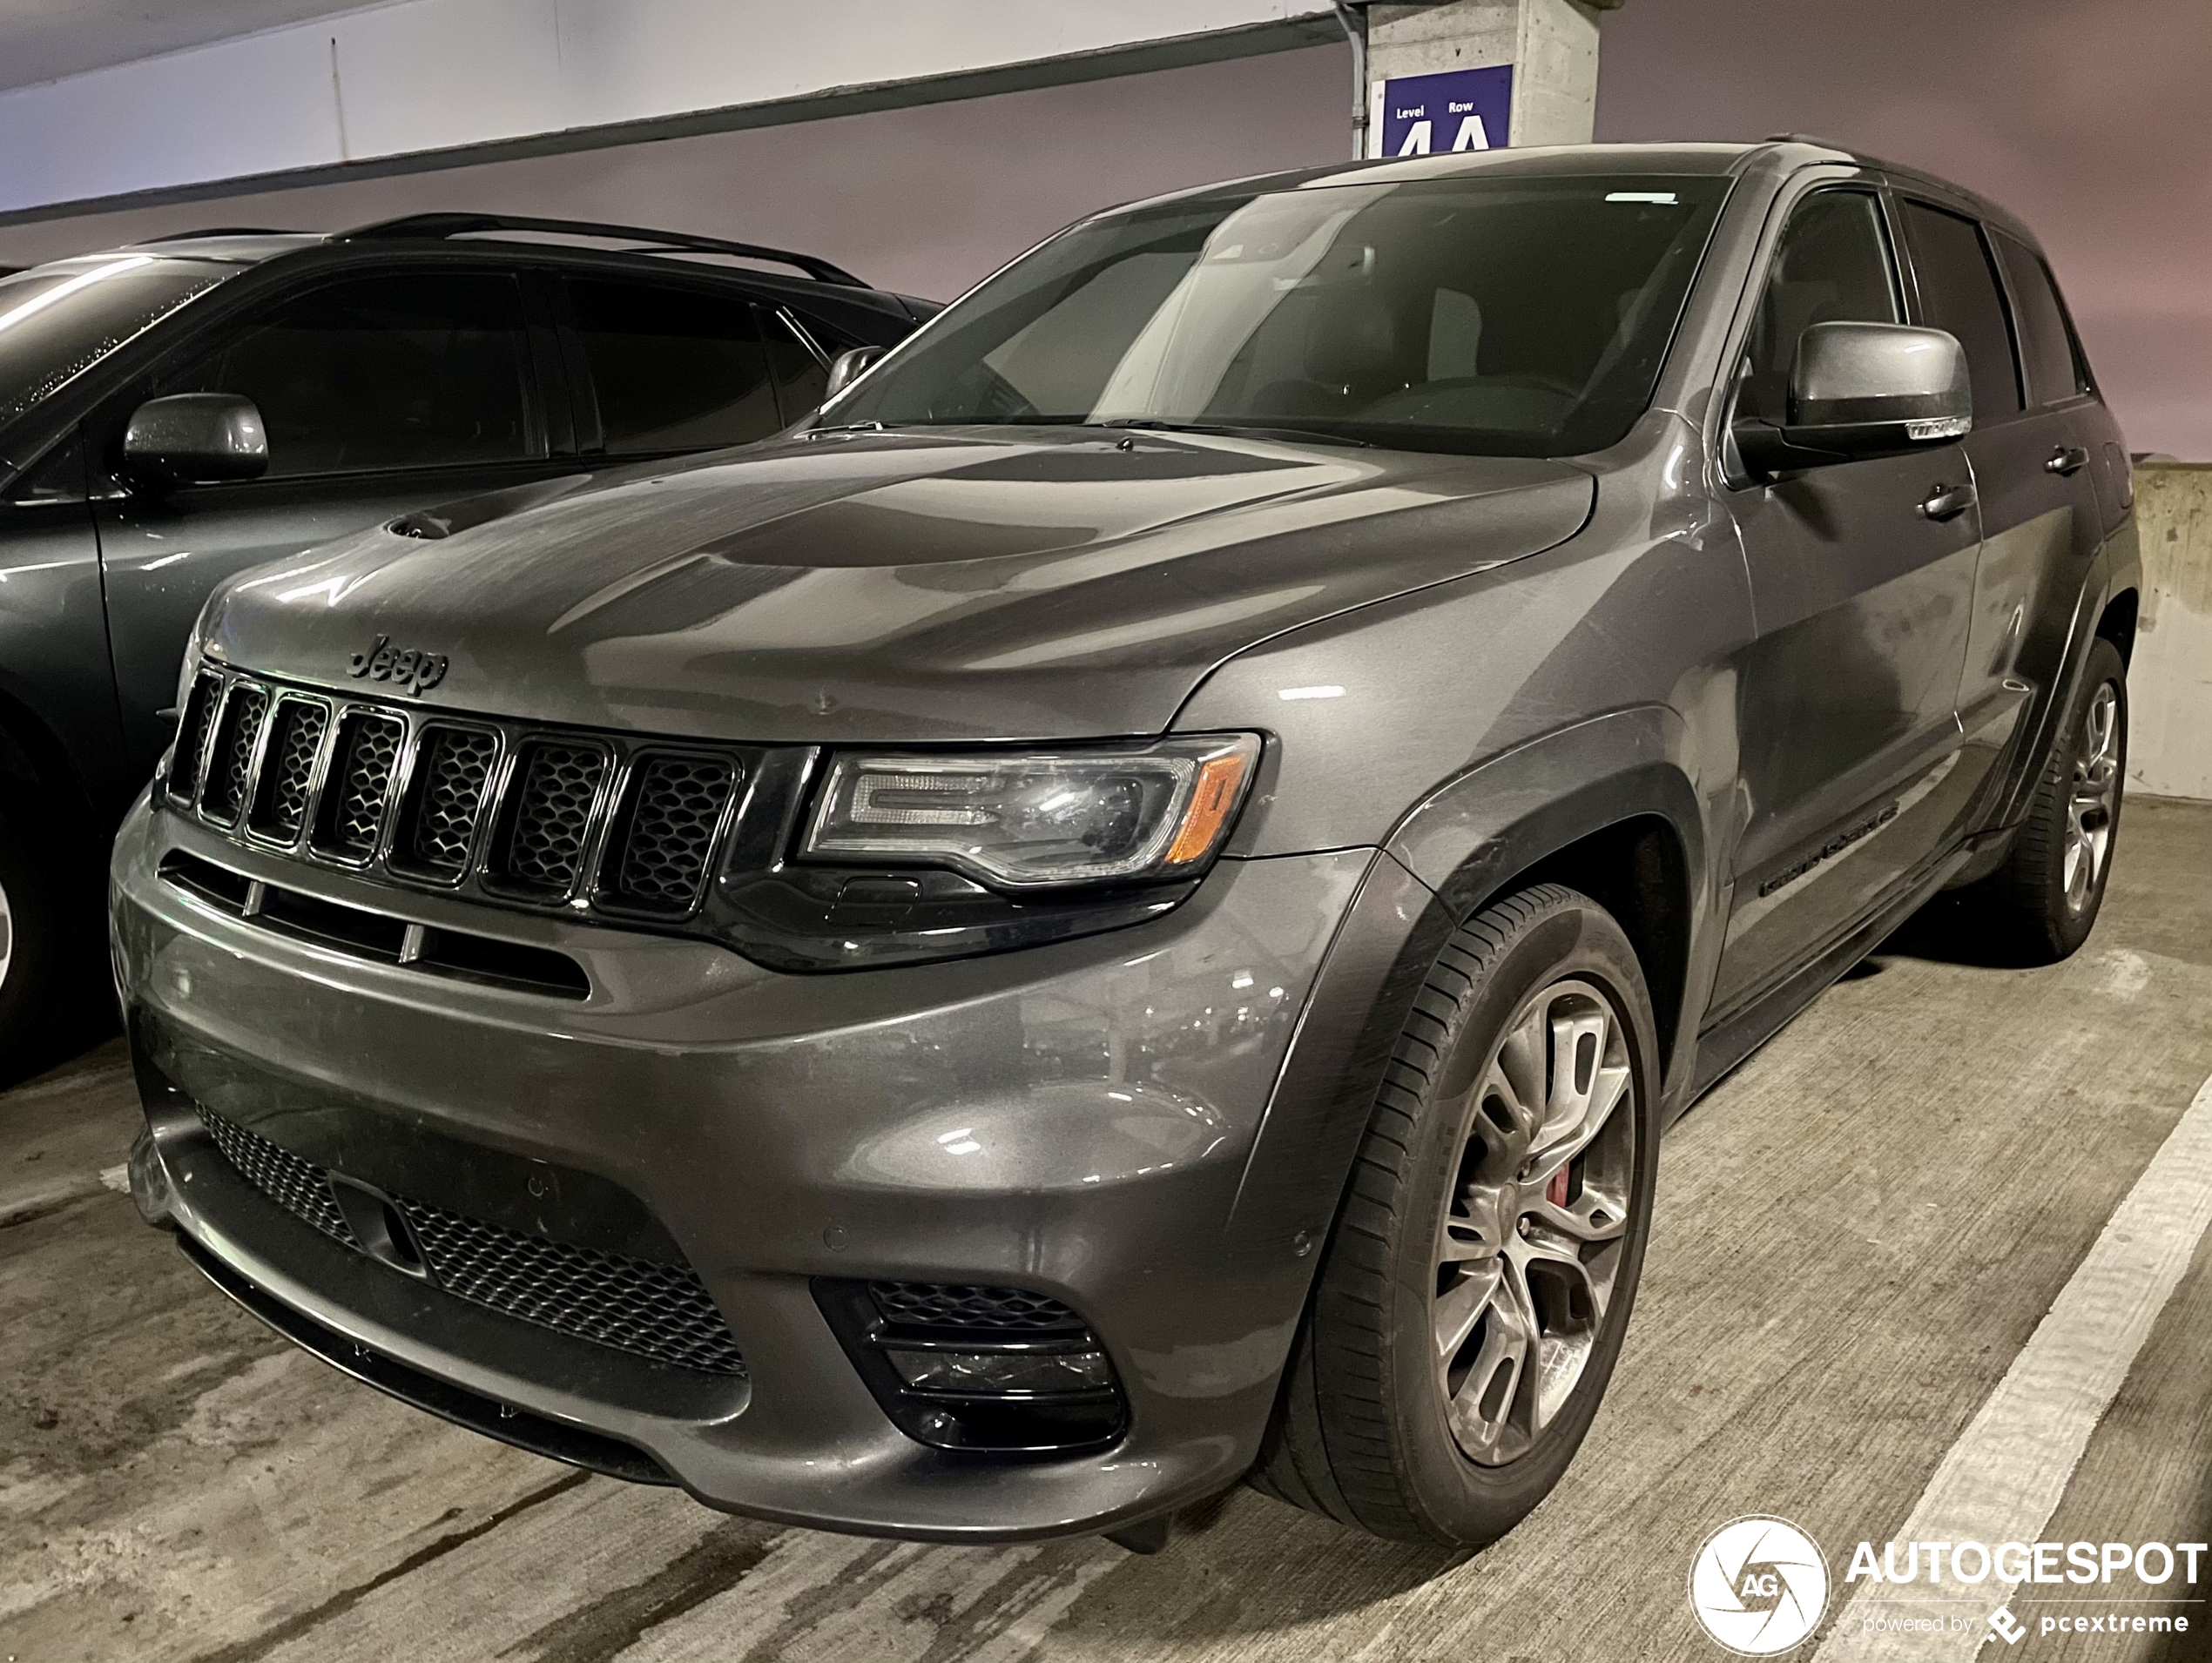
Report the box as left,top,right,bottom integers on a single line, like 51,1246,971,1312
1993,231,2091,407
826,174,1732,457
1737,190,1901,425
566,279,781,455
168,272,536,477
1898,200,2024,421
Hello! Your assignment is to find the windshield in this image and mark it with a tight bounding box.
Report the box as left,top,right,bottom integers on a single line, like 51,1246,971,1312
827,173,1730,457
0,254,232,429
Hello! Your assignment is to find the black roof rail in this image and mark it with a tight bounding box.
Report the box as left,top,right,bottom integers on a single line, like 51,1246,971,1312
334,212,866,286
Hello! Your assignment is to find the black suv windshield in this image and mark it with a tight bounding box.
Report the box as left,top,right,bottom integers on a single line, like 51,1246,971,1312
0,254,232,428
827,173,1730,456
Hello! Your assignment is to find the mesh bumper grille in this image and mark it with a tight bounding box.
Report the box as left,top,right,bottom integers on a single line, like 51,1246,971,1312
199,1108,355,1247
399,1196,746,1376
402,725,500,876
868,1281,1086,1333
196,1106,744,1377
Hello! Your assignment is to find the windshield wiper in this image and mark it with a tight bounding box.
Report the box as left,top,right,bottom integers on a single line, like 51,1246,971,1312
1095,417,1373,449
804,421,887,437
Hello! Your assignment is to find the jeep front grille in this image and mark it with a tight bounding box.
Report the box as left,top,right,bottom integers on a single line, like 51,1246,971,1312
200,682,268,826
315,709,406,860
164,667,743,926
196,1104,745,1377
248,697,328,841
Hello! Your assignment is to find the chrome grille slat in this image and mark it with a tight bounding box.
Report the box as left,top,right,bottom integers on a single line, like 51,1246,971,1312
199,683,269,827
400,724,500,879
247,697,330,844
495,740,610,898
602,754,738,916
314,709,407,862
168,670,225,804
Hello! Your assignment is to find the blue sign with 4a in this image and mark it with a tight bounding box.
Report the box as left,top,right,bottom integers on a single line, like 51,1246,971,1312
1370,64,1514,157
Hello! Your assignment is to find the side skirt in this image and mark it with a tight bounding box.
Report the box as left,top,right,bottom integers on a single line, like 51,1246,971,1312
1683,845,1973,1112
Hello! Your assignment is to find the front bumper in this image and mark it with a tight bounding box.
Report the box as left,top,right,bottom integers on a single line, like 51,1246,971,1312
112,795,1375,1539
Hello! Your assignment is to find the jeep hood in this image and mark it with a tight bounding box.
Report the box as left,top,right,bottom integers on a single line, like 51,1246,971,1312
206,428,1594,744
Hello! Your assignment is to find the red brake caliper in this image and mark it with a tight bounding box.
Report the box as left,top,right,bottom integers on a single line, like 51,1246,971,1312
1546,1164,1572,1209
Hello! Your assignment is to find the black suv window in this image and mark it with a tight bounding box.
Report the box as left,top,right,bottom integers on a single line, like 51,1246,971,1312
566,279,782,454
167,272,536,477
1898,200,2023,421
1993,231,2091,407
1738,190,1900,424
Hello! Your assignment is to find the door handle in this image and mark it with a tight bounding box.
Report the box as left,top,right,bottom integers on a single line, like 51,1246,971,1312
2046,445,2090,476
1919,481,1977,522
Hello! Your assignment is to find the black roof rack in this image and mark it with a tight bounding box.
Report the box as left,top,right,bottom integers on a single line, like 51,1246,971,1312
334,212,865,287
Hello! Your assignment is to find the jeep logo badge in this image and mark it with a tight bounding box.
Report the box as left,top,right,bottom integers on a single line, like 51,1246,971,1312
348,635,448,695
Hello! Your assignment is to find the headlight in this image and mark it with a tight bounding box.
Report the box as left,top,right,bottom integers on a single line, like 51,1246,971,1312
801,734,1259,889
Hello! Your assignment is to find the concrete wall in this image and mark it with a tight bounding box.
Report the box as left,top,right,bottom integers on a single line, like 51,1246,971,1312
2130,465,2212,803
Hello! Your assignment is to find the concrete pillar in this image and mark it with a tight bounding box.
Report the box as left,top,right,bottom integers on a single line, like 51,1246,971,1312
1357,0,1622,158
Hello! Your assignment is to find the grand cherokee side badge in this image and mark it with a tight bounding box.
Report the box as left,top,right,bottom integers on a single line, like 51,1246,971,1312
348,635,448,695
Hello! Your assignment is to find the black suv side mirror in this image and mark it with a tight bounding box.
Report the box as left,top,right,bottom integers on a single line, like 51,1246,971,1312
122,393,270,489
1734,322,1973,476
822,345,887,401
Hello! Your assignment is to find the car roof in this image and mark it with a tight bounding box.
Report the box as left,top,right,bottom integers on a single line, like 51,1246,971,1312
1101,138,2042,251
84,212,881,292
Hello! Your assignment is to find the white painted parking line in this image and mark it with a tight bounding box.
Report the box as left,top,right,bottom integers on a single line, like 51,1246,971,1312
1815,1069,2212,1661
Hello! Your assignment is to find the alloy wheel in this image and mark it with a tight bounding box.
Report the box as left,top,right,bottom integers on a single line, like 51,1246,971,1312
2064,681,2121,913
1433,977,1637,1465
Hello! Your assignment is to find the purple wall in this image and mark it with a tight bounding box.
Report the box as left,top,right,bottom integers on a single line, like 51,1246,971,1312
1595,0,2212,460
2,3,2202,454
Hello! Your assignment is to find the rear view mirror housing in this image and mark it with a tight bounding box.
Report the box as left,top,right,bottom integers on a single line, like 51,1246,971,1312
122,393,269,489
1734,321,1973,476
822,345,887,401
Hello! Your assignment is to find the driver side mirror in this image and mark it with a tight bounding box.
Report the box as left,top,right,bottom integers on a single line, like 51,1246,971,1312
823,345,887,401
122,393,269,489
1734,322,1972,476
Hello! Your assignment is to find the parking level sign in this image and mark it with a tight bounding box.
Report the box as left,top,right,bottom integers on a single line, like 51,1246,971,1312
1370,65,1514,157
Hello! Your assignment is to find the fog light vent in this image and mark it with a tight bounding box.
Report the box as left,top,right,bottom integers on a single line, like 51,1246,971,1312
813,1278,1128,1455
883,1345,1115,1395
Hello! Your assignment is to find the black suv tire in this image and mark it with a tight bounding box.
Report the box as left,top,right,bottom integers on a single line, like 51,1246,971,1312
0,806,66,1081
1254,885,1662,1546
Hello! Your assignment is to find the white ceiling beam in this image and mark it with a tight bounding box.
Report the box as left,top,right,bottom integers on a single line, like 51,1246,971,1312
0,0,1339,219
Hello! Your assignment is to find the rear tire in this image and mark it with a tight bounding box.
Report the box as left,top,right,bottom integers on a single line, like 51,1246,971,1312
1969,637,2127,964
0,806,67,1082
1253,885,1662,1546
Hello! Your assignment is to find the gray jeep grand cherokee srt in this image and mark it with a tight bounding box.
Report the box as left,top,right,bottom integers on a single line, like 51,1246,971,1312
112,140,2139,1551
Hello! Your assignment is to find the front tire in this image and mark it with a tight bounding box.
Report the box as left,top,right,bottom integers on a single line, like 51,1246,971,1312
1255,885,1662,1546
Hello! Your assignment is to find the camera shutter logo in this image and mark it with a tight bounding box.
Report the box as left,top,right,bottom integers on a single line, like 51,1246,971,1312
1689,1516,1831,1655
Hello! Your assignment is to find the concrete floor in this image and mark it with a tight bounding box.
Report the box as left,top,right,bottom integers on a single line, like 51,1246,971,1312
5,797,2211,1663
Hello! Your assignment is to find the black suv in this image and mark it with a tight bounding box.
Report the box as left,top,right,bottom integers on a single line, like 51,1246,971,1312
0,214,930,1067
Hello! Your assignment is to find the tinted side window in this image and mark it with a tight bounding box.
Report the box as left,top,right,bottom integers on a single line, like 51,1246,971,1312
172,273,535,477
1993,231,2090,407
1740,191,1900,424
568,279,778,454
1898,201,2023,420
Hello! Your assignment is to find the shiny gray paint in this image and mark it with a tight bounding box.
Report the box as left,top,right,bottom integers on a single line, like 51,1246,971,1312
110,140,2144,1538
